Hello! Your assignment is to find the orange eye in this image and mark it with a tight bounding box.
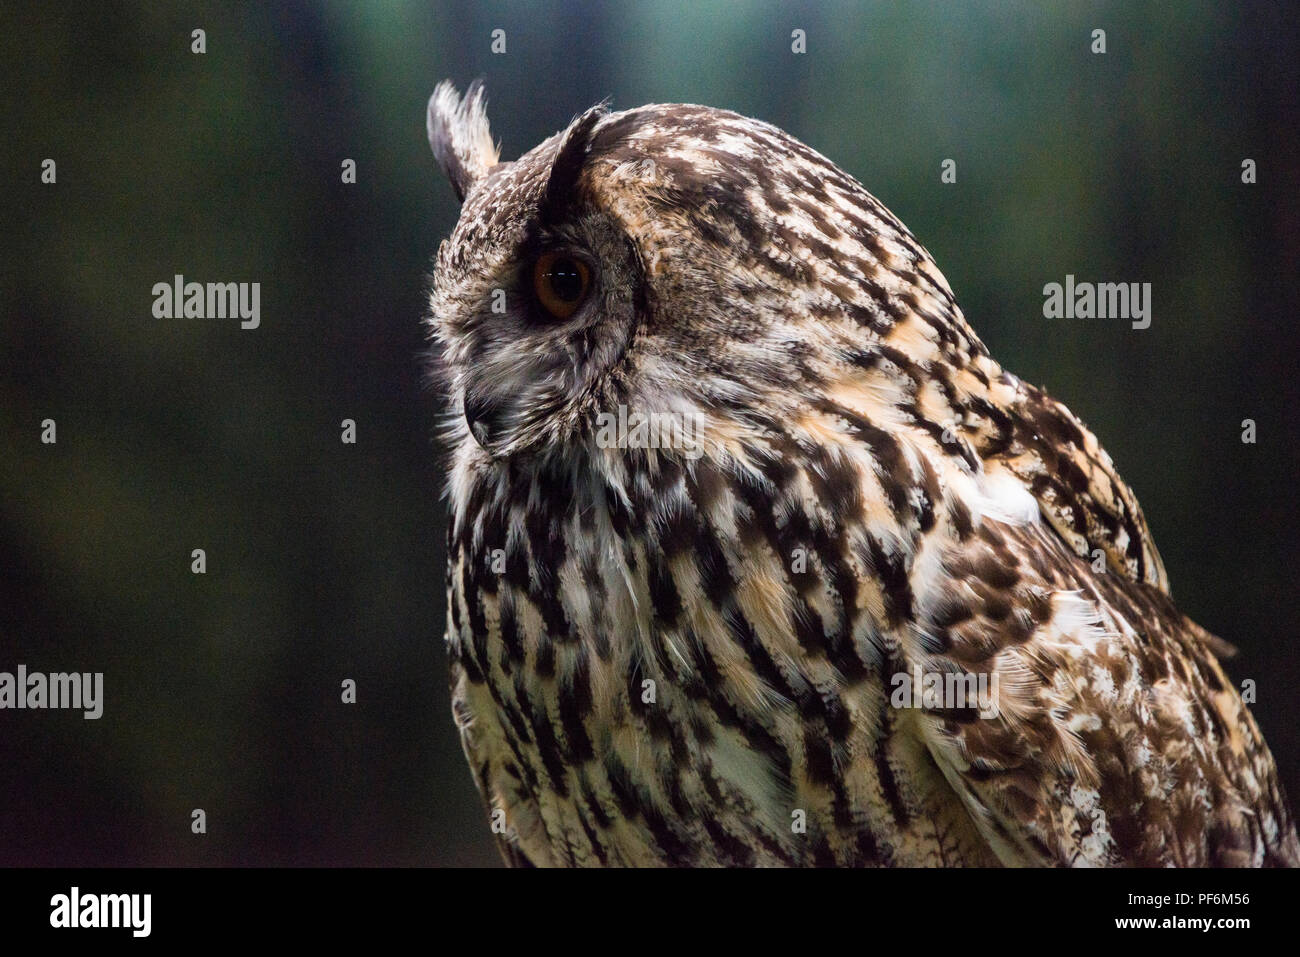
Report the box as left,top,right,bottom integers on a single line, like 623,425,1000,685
532,251,591,320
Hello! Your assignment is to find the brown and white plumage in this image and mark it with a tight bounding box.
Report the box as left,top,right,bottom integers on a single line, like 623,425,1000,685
426,82,1298,867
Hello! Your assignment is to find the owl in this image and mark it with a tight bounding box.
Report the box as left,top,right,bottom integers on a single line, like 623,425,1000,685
425,80,1298,867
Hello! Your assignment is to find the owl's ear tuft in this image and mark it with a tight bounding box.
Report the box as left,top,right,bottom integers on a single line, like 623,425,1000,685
427,79,500,203
540,99,610,222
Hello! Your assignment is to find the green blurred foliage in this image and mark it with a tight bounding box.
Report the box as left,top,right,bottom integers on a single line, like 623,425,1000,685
1,1,1296,865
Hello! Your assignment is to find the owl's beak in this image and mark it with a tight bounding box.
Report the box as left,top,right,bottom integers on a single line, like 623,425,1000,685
463,391,505,455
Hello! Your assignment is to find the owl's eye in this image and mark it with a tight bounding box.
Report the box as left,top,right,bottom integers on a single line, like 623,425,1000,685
531,251,591,321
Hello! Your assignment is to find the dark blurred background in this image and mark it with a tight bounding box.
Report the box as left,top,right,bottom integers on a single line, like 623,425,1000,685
1,1,1297,866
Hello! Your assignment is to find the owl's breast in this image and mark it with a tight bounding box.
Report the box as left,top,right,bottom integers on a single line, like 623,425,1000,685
445,467,800,865
444,443,1000,866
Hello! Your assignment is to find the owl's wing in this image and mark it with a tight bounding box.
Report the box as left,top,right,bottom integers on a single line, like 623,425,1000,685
956,366,1170,595
447,616,545,867
854,251,1169,593
903,511,1295,866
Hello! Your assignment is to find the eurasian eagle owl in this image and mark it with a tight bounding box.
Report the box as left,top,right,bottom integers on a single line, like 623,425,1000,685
425,81,1297,867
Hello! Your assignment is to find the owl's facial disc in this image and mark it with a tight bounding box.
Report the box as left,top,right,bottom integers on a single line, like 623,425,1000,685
458,242,604,456
452,222,640,458
430,86,644,460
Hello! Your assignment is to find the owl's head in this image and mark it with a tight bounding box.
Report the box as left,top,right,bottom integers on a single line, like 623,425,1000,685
426,81,970,467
